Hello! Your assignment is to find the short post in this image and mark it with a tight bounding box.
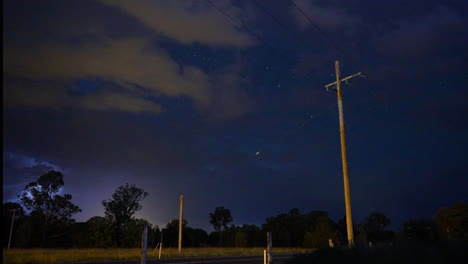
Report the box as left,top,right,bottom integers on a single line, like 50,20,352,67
267,232,272,264
263,249,267,264
141,224,148,264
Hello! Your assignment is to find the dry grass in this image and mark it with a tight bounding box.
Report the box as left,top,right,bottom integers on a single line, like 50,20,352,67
3,247,313,264
285,241,468,264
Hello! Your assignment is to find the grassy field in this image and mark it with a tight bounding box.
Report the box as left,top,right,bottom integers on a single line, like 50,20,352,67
285,240,468,264
3,247,313,264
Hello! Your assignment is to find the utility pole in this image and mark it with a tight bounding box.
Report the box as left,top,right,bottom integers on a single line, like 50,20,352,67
8,208,19,250
325,60,365,247
266,232,272,264
158,228,163,259
178,194,184,253
141,224,148,264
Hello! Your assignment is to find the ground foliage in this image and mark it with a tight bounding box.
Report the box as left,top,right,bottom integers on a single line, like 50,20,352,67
285,240,468,264
4,171,467,249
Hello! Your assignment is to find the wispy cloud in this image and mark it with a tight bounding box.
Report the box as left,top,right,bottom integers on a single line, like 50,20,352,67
378,7,465,59
289,0,361,31
3,152,62,201
3,1,255,118
100,0,254,47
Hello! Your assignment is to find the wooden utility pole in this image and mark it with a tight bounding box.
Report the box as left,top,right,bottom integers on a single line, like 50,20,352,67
141,224,148,264
158,229,163,259
325,60,365,247
178,194,184,253
8,208,19,250
266,232,272,264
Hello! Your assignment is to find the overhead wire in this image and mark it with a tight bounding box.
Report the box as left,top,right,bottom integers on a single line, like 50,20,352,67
248,0,342,111
250,0,332,67
205,0,298,61
205,0,329,145
204,0,339,103
206,0,364,76
287,0,363,72
205,0,355,113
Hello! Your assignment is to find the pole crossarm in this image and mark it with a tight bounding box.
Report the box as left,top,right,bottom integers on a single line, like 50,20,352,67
324,72,365,89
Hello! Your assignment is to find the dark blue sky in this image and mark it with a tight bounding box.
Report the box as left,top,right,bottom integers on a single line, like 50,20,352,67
3,0,467,232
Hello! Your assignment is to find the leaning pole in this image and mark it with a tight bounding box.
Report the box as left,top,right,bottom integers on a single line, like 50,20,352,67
178,194,184,253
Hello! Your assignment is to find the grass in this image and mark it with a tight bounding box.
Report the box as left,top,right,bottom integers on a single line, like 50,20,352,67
285,240,468,264
3,247,313,264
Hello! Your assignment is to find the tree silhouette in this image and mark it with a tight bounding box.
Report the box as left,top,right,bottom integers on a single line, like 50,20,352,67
102,183,148,246
209,206,233,246
18,171,81,247
209,206,233,232
402,219,436,241
3,202,25,248
86,216,114,247
433,202,468,241
362,212,393,244
363,212,391,232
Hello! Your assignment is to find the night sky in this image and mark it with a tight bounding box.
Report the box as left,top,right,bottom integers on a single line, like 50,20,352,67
3,0,467,232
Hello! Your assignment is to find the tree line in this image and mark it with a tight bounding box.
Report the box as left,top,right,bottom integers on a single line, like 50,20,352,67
3,171,468,248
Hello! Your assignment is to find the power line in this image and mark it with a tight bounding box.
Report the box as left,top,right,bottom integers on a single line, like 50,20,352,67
251,0,332,66
288,0,356,67
288,0,334,44
205,0,341,120
205,0,297,61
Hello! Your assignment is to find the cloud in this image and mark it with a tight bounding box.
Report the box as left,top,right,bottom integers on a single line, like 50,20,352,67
3,77,163,114
4,37,253,117
205,62,254,120
3,38,210,114
3,0,255,118
378,7,466,59
289,0,360,31
6,39,209,98
81,91,163,114
99,0,254,47
3,152,62,201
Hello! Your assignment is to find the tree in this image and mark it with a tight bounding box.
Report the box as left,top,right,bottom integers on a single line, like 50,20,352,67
235,232,247,247
239,224,264,247
362,212,393,244
263,213,292,247
102,183,148,247
86,216,114,247
364,212,391,232
433,202,468,241
186,228,209,247
164,219,188,247
209,206,233,246
209,206,233,232
19,170,81,247
303,216,340,248
122,218,155,248
15,211,45,247
402,219,437,241
3,202,25,248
